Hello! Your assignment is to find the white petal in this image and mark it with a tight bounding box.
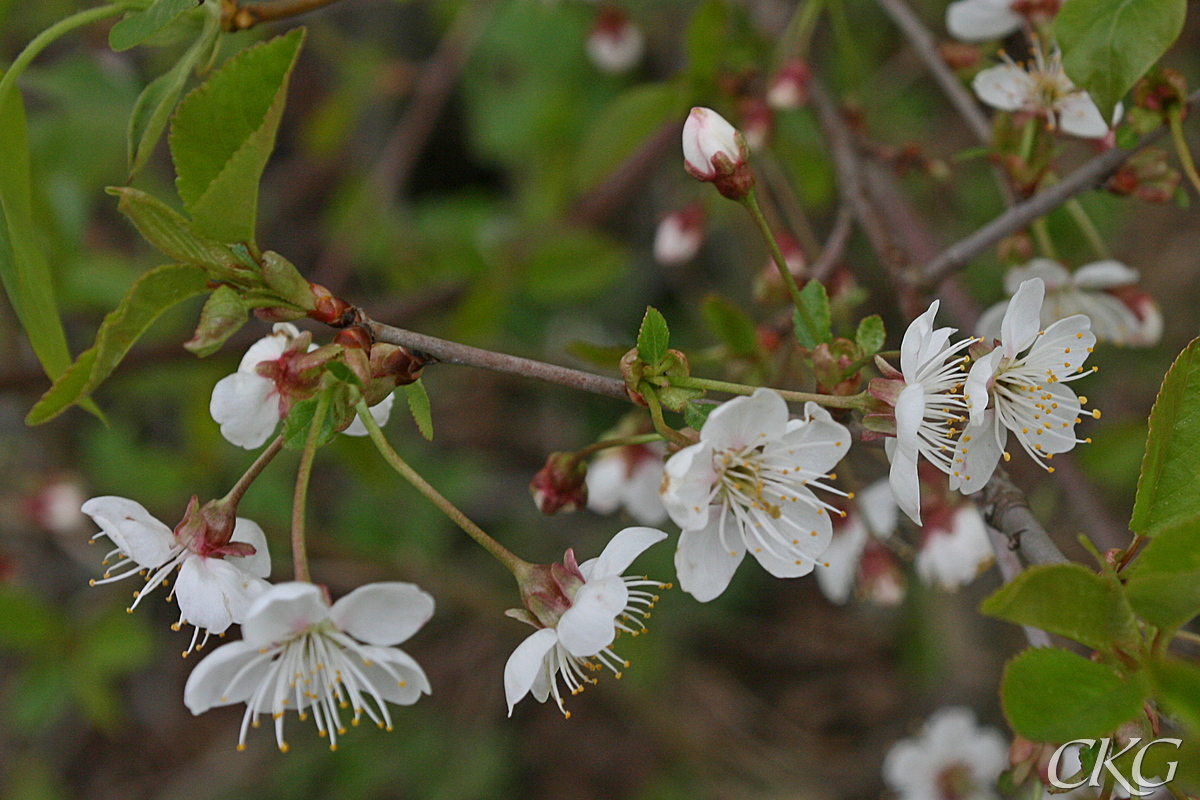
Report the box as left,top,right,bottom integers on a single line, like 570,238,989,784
582,526,667,581
858,480,899,537
973,64,1033,112
675,509,746,602
331,581,435,646
963,349,1002,427
210,372,281,450
775,401,851,474
917,506,993,589
175,556,262,633
183,639,269,714
660,442,716,530
584,452,627,516
242,581,329,647
80,495,177,567
621,458,669,526
1006,259,1071,294
1001,278,1045,356
700,388,789,452
900,301,940,379
949,411,1006,495
744,488,832,578
342,393,395,436
504,628,559,715
946,0,1021,41
556,575,628,657
1072,260,1138,289
889,389,926,525
237,328,294,373
1056,91,1111,139
227,517,271,578
815,518,868,604
1026,313,1095,374
353,644,431,704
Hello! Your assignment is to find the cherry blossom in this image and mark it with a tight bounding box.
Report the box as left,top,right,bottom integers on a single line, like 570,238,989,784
653,205,705,267
505,527,667,716
82,496,270,652
585,441,668,526
184,581,433,751
916,498,993,590
586,6,643,74
946,0,1062,42
682,107,754,199
815,480,904,605
660,389,850,601
883,707,1009,800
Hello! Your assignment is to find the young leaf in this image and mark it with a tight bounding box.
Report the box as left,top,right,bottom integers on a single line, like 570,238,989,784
169,27,306,243
855,315,886,358
323,361,363,389
1055,0,1187,123
1130,337,1200,535
1001,648,1147,741
261,251,315,310
282,395,336,451
702,294,758,358
1149,659,1200,733
1123,518,1200,633
637,307,670,365
981,563,1136,651
107,187,240,276
26,264,211,424
793,280,832,349
109,0,199,52
184,285,248,357
684,402,714,431
404,380,434,441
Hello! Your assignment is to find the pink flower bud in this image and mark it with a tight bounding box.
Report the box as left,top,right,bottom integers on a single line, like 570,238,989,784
587,5,644,75
767,60,811,110
653,204,705,266
682,107,754,200
529,453,588,515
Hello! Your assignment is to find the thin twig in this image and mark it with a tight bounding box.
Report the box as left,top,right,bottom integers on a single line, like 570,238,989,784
985,524,1053,648
222,0,345,30
980,467,1069,567
918,89,1200,288
808,203,853,281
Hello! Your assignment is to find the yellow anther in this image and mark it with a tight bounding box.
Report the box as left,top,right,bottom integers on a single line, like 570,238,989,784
1091,409,1101,419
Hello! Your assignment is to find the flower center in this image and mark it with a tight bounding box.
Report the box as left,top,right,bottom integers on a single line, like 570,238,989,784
718,449,783,518
935,762,977,800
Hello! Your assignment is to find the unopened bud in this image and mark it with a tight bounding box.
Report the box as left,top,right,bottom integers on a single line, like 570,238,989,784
587,5,644,74
370,343,430,386
767,60,811,110
654,204,706,266
737,97,773,151
308,283,354,327
682,107,754,200
1133,68,1188,115
530,453,588,515
938,41,981,71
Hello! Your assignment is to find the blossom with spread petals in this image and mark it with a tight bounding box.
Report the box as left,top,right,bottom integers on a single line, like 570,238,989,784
946,0,1062,42
816,480,903,605
878,301,974,525
661,389,850,601
972,45,1120,139
977,259,1161,347
82,496,270,652
505,527,667,716
916,494,993,590
585,442,668,525
210,323,393,449
184,581,433,751
883,707,1008,800
951,278,1096,494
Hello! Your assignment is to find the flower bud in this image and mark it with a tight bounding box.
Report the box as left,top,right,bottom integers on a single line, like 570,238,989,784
1106,147,1182,204
307,283,354,327
653,204,705,267
767,60,811,110
1133,68,1188,115
25,474,88,536
682,107,754,200
515,549,587,628
737,97,773,151
530,453,588,515
858,541,905,606
587,5,644,75
812,339,862,396
938,41,981,72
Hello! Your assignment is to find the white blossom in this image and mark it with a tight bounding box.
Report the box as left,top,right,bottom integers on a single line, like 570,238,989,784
815,480,900,605
661,389,850,601
184,581,433,751
653,207,705,267
946,0,1063,42
82,496,270,652
883,707,1009,800
586,442,669,526
916,503,993,590
586,10,644,74
972,45,1121,139
951,278,1096,494
504,527,667,716
977,259,1161,347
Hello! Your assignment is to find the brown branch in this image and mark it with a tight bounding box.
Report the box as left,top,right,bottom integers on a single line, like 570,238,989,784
222,0,345,30
981,467,1069,567
918,89,1200,289
985,524,1054,648
808,203,853,281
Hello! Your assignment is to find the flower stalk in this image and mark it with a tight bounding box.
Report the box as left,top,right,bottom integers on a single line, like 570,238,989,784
354,399,531,576
639,386,693,447
1168,105,1200,196
1064,198,1111,260
291,389,331,583
217,435,286,512
741,188,821,336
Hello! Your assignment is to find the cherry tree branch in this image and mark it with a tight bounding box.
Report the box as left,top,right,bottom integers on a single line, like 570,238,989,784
981,467,1069,567
985,524,1054,648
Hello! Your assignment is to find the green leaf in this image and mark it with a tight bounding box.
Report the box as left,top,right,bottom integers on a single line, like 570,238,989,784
404,380,434,441
685,402,714,430
184,284,247,357
324,361,362,388
282,394,336,451
1001,648,1147,741
1055,0,1187,123
107,187,239,275
1130,337,1200,535
26,264,210,424
0,586,67,655
260,251,315,310
981,563,1137,651
169,27,306,243
638,307,670,365
1149,659,1200,733
1123,518,1200,633
792,280,832,349
109,0,198,52
702,294,758,358
522,228,628,303
855,315,886,358
574,82,686,193
0,86,73,384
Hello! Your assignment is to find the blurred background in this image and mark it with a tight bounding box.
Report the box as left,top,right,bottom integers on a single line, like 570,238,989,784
1,0,1198,797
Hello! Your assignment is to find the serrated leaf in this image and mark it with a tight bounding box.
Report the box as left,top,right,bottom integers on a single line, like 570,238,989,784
26,264,210,424
1123,518,1200,633
261,251,314,310
109,0,198,52
404,380,434,441
793,280,832,349
282,395,336,451
638,307,670,365
1055,0,1187,123
981,563,1136,651
1002,648,1146,741
184,284,247,357
685,402,714,430
574,82,686,193
107,187,240,275
855,315,886,358
1130,337,1200,535
702,294,758,358
169,27,305,243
